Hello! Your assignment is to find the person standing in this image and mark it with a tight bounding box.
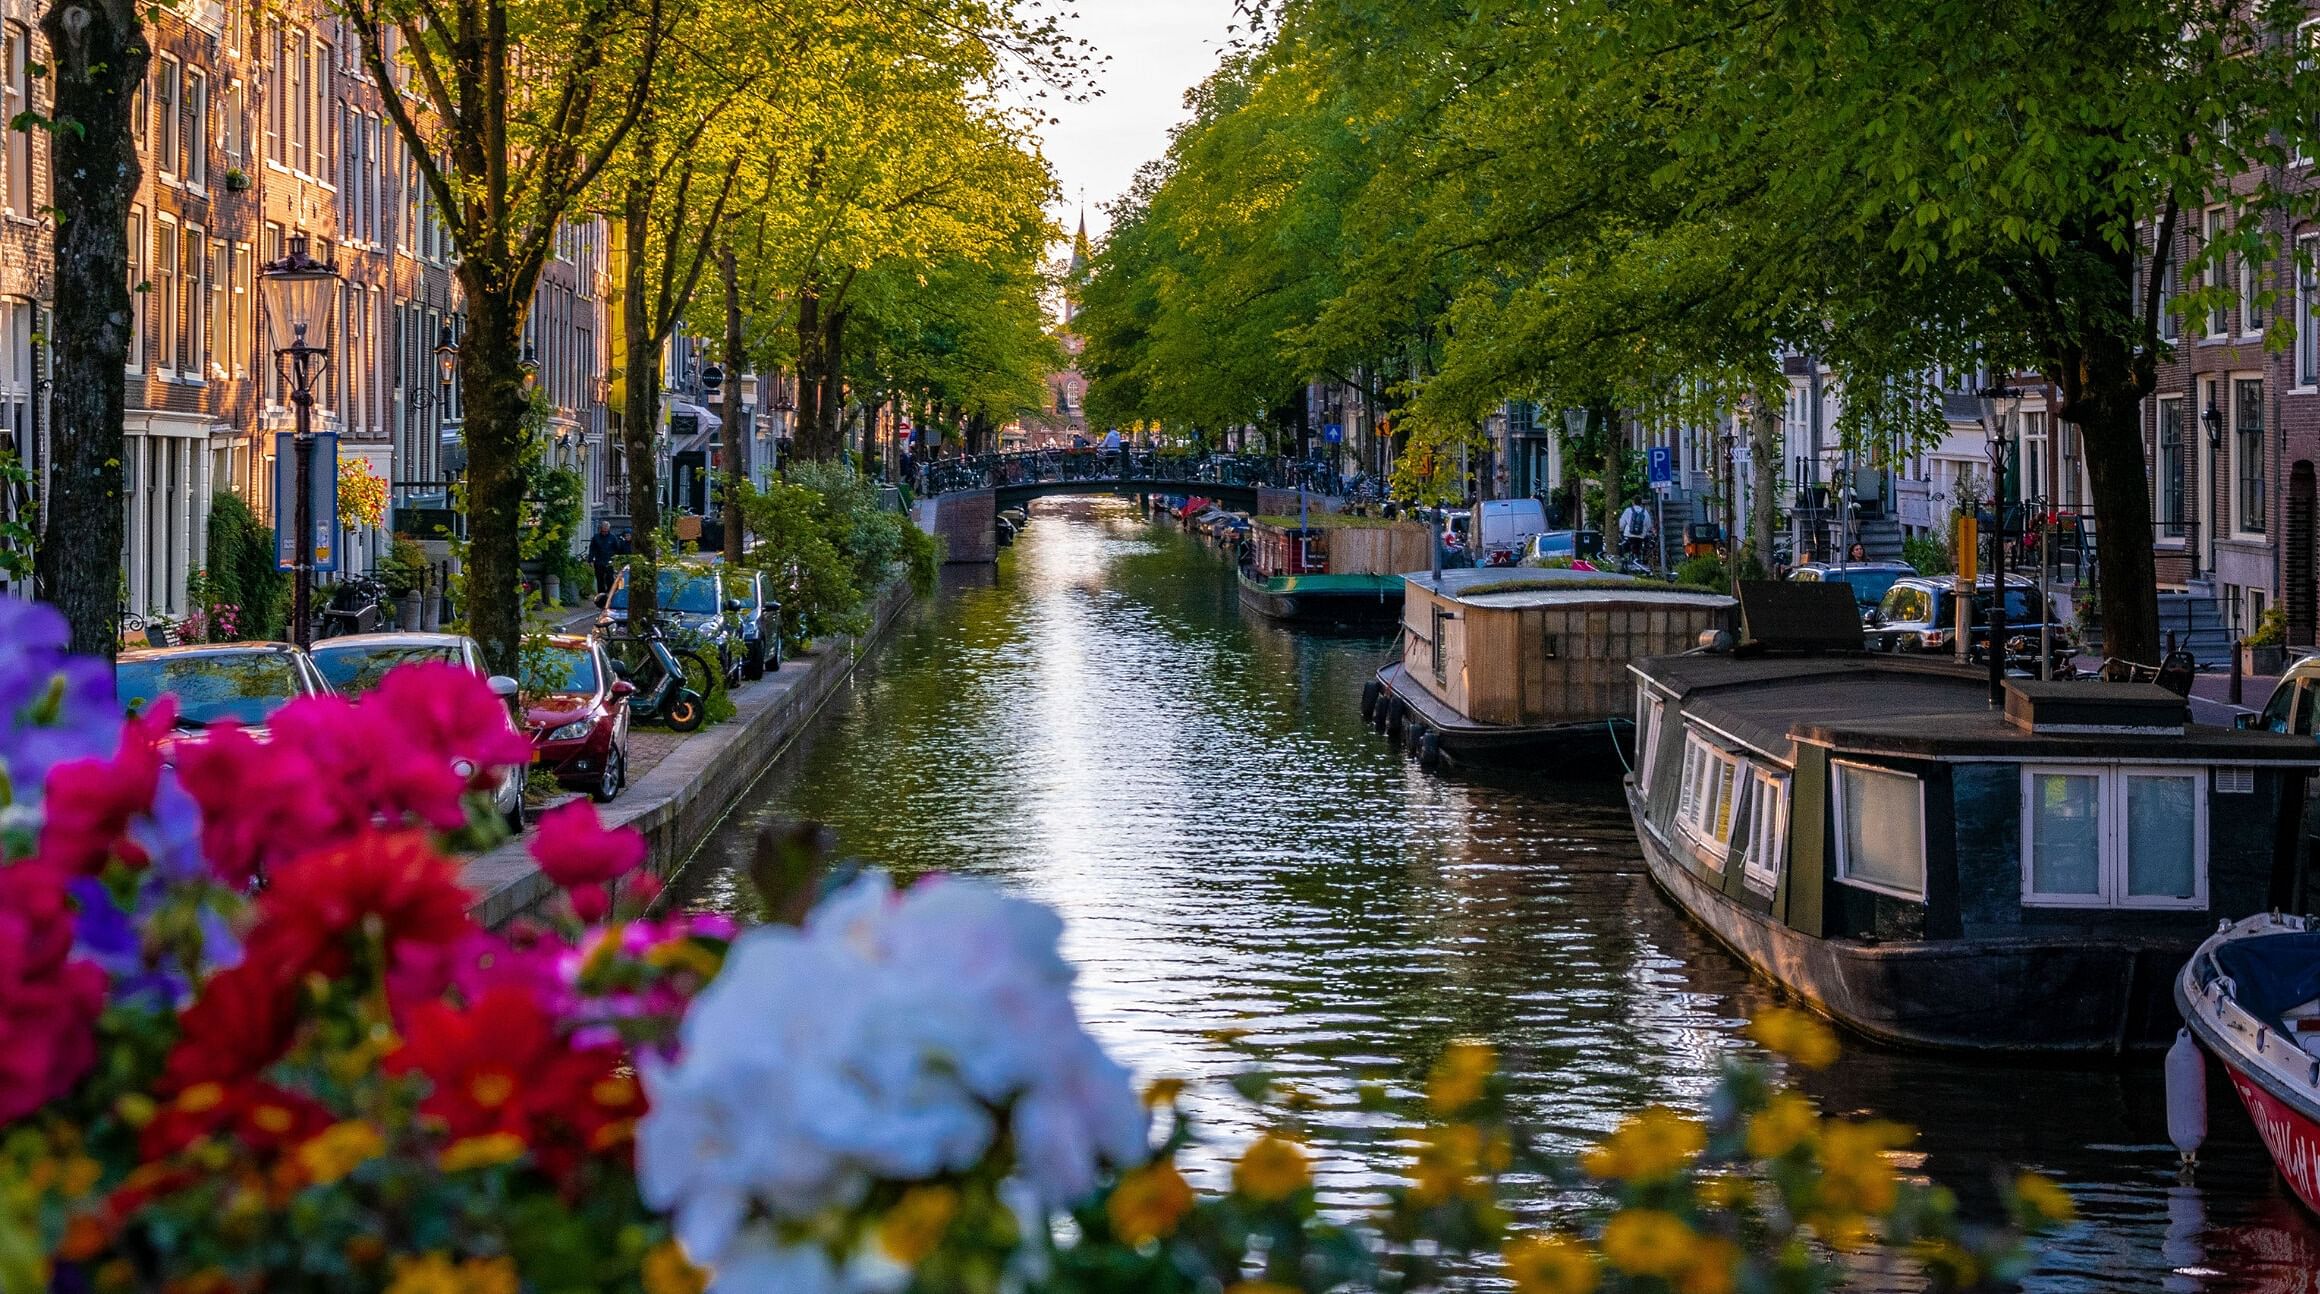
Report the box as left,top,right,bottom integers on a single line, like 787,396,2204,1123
588,521,618,595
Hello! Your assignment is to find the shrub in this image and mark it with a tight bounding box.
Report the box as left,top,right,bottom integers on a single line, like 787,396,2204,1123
1902,532,1953,576
1675,553,1728,590
205,492,290,640
379,534,431,598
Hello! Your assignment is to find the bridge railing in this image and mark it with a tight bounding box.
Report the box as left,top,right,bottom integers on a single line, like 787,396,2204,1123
918,451,1344,499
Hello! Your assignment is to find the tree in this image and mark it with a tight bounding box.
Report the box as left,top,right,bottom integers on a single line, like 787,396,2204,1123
35,0,147,656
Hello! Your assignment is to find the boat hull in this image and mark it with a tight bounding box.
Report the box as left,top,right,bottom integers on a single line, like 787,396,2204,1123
1629,780,2189,1054
1375,663,1626,776
2176,918,2320,1218
1237,571,1403,625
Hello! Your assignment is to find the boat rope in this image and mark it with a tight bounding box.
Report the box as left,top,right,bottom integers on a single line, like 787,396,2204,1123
1610,720,1633,776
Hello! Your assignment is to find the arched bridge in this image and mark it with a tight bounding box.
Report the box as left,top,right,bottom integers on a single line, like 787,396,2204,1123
921,451,1345,512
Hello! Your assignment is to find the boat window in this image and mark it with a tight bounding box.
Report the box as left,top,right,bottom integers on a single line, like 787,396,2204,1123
1430,607,1451,685
1740,768,1787,894
1833,761,1927,899
2019,765,2207,909
1637,695,1666,789
1677,732,1743,858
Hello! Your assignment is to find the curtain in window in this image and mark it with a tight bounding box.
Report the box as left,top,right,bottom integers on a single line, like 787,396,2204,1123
2026,772,2102,896
2124,775,2198,899
1838,764,1925,895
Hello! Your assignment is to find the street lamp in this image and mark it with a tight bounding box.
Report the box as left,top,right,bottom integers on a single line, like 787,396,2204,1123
259,232,340,649
434,324,459,485
1977,384,2024,706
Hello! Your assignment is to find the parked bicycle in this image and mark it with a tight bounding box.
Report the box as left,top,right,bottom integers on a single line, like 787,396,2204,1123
596,617,713,731
317,575,389,639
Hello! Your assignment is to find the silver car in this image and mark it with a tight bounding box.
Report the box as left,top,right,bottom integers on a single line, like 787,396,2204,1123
306,631,529,831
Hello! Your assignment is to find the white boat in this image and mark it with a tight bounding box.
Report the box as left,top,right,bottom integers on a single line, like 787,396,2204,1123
2176,913,2320,1216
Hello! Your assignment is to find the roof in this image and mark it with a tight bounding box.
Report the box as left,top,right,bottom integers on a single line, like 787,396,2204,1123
1405,566,1733,610
307,632,471,651
118,641,302,662
1634,652,2320,766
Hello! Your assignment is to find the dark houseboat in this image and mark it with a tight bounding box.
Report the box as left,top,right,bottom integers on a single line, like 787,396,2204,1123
1368,567,1733,773
1237,514,1430,625
1627,586,2320,1053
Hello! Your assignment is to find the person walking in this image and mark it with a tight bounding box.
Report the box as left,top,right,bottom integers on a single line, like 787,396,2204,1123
1617,499,1654,562
588,521,618,595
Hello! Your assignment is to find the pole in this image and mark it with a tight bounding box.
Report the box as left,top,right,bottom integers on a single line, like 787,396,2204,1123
1989,442,2007,707
292,362,314,649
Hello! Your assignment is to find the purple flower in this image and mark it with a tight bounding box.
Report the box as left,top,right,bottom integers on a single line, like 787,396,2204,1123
0,598,123,823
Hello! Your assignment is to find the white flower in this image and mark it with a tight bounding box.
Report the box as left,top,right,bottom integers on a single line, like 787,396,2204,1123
637,873,1149,1280
706,1224,842,1294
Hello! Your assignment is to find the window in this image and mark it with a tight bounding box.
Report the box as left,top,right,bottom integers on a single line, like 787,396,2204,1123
3,24,29,217
260,222,281,403
154,214,178,377
2239,221,2263,335
2235,376,2264,534
265,25,283,165
126,208,144,374
2300,20,2318,168
2156,396,2186,537
222,76,245,163
180,225,203,378
1739,767,1787,894
1676,732,1742,859
233,241,251,378
2158,254,2180,343
287,31,305,172
155,56,181,182
2299,235,2318,390
207,240,226,379
1832,761,1926,899
2020,766,2207,909
1637,694,1665,791
2204,208,2228,338
185,68,207,190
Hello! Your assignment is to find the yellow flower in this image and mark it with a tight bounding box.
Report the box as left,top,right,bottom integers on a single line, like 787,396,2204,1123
1503,1233,1600,1294
1695,1174,1751,1210
1234,1134,1311,1203
1675,1236,1740,1294
1427,1040,1497,1115
384,1254,460,1294
1580,1107,1705,1183
461,1256,519,1294
1598,1209,1696,1279
1745,1092,1819,1159
114,1094,157,1129
1815,1119,1911,1215
1808,1212,1875,1252
1411,1123,1510,1206
642,1241,706,1294
1142,1077,1186,1109
1912,1238,1981,1288
2015,1171,2076,1224
175,1083,226,1115
438,1133,528,1173
296,1121,386,1186
1746,1008,1840,1068
876,1184,959,1267
1107,1160,1195,1245
58,1157,102,1199
644,938,723,980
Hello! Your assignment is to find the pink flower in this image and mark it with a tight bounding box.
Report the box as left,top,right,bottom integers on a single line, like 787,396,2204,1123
368,662,533,791
37,702,173,875
531,800,647,889
0,860,108,1123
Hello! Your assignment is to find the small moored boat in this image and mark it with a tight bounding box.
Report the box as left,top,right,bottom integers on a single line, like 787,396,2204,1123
2176,914,2320,1216
1237,514,1430,626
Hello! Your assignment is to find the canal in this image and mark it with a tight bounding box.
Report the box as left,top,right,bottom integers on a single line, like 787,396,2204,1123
679,497,2320,1291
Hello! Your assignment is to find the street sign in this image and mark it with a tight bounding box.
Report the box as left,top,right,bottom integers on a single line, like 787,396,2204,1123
1647,444,1674,487
1652,480,1672,496
274,433,340,574
1732,445,1752,468
1323,422,1343,444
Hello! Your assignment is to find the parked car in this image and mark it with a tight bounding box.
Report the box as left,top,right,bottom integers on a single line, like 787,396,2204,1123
521,634,634,803
725,568,784,680
308,631,529,829
1864,574,2068,664
602,562,741,685
1787,561,1917,618
1475,498,1548,566
115,643,333,743
1519,529,1604,566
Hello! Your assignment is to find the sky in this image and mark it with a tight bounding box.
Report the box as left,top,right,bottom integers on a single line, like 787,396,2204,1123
1039,0,1242,240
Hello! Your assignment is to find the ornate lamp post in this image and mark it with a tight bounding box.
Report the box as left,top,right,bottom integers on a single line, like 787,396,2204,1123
1978,385,2024,705
434,324,460,484
259,233,340,649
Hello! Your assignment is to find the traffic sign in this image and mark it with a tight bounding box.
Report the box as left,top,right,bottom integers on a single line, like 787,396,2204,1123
1647,445,1674,486
1323,422,1343,444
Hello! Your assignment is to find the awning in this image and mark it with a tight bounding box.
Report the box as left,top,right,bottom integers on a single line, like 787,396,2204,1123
667,401,723,456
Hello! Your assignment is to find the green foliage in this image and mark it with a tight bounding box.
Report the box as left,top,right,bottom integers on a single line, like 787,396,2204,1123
1675,554,1728,591
1901,533,1954,577
204,493,290,641
380,535,431,598
2247,606,2289,648
0,451,33,581
736,462,930,646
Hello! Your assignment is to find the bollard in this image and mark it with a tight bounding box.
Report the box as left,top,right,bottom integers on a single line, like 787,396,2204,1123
2231,640,2243,707
2167,629,2178,659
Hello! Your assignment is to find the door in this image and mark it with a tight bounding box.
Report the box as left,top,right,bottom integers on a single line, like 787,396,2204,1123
2291,461,2315,648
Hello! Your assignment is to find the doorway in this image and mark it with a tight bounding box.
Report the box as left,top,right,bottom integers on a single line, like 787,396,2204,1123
2289,460,2315,648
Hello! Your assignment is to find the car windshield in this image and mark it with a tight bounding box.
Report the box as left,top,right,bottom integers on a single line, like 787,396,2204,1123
1828,569,1909,607
308,644,457,695
609,569,721,614
1938,588,2049,622
117,653,304,728
1533,534,1575,556
521,646,599,696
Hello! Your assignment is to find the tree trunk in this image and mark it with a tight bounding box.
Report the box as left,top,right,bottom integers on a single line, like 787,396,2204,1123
456,286,533,675
819,307,846,462
37,0,146,657
621,186,662,626
720,244,743,564
1751,392,1780,574
2069,372,2161,667
1598,403,1622,548
793,280,827,459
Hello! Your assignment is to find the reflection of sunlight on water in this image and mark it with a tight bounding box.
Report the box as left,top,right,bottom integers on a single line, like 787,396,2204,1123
679,496,2320,1291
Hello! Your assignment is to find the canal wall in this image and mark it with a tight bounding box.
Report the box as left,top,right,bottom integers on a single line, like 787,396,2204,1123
914,489,997,564
460,575,917,928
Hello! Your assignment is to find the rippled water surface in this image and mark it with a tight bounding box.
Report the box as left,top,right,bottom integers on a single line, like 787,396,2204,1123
679,498,2320,1291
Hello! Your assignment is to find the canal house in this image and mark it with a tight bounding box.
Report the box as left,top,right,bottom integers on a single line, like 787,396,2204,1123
1367,567,1733,772
1626,585,2320,1054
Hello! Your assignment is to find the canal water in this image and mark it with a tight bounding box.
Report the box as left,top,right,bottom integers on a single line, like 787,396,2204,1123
679,497,2320,1292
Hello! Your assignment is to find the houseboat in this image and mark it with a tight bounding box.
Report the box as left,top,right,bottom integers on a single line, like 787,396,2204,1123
1237,514,1431,625
1628,585,2320,1053
1367,567,1734,773
2176,914,2320,1217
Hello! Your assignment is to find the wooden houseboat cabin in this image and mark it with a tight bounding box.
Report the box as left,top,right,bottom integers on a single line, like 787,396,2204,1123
1238,515,1430,624
1369,568,1733,773
1627,594,2320,1054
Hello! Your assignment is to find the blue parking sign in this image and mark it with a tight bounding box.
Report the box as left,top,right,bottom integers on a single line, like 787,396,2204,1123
1647,445,1674,486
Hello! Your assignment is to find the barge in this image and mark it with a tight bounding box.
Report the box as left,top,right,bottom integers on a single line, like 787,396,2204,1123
1627,584,2320,1053
1367,567,1733,773
1237,514,1430,626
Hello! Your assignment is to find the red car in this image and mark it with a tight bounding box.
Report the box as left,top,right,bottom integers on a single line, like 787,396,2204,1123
521,635,633,802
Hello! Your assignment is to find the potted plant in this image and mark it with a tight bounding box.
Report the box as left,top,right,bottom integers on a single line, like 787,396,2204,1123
2244,606,2288,676
380,534,430,630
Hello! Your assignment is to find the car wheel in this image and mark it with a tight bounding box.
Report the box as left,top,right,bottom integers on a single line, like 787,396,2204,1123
745,637,767,680
504,785,527,834
592,746,626,803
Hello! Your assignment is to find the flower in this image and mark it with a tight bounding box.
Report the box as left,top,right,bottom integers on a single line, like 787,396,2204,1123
438,1133,529,1174
0,859,109,1123
1107,1160,1194,1244
1411,1122,1508,1206
296,1122,387,1186
1598,1209,1695,1278
530,799,646,888
641,1241,706,1294
386,984,624,1164
876,1184,959,1267
1503,1233,1599,1294
366,662,533,791
35,702,171,874
2014,1171,2076,1225
383,1253,517,1294
1745,1092,1818,1159
1580,1106,1705,1183
1814,1118,1911,1216
1426,1039,1495,1115
1233,1134,1310,1203
1746,1007,1840,1068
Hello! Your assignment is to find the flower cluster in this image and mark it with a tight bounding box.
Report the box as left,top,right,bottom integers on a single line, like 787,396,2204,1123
338,457,389,533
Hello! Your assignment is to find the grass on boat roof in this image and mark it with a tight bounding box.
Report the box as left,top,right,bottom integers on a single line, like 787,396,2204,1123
1249,513,1421,530
1419,575,1728,598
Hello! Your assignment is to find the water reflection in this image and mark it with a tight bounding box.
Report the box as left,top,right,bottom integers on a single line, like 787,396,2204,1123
677,497,2317,1291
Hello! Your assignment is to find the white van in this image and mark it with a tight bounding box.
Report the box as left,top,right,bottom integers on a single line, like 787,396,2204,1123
1475,498,1548,565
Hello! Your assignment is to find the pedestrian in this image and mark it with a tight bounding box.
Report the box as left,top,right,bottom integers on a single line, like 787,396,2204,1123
588,520,618,594
1848,541,1867,564
1617,499,1653,562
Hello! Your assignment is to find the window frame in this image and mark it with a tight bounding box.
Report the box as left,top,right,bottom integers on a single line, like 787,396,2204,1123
181,223,205,383
2,23,29,219
153,211,179,379
2204,206,2229,339
2156,395,2186,538
2238,219,2263,337
2233,373,2265,537
184,66,208,192
1739,766,1788,895
2018,764,2209,911
125,207,145,375
1676,730,1743,861
2297,233,2318,392
1637,693,1665,793
1831,759,1928,901
154,54,181,184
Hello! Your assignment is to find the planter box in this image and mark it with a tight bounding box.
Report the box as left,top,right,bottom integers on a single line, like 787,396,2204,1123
2244,643,2287,676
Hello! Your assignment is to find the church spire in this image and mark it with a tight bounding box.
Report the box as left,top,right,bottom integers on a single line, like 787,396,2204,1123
1069,202,1090,274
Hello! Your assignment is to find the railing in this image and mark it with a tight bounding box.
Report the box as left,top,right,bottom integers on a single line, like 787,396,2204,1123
917,451,1337,499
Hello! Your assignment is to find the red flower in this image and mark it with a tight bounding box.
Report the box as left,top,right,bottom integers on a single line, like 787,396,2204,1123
530,800,646,889
173,721,342,886
159,959,301,1094
367,662,533,790
0,860,107,1123
37,701,172,874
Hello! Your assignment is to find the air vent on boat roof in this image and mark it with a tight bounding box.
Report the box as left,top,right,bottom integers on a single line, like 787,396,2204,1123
1736,580,1863,652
